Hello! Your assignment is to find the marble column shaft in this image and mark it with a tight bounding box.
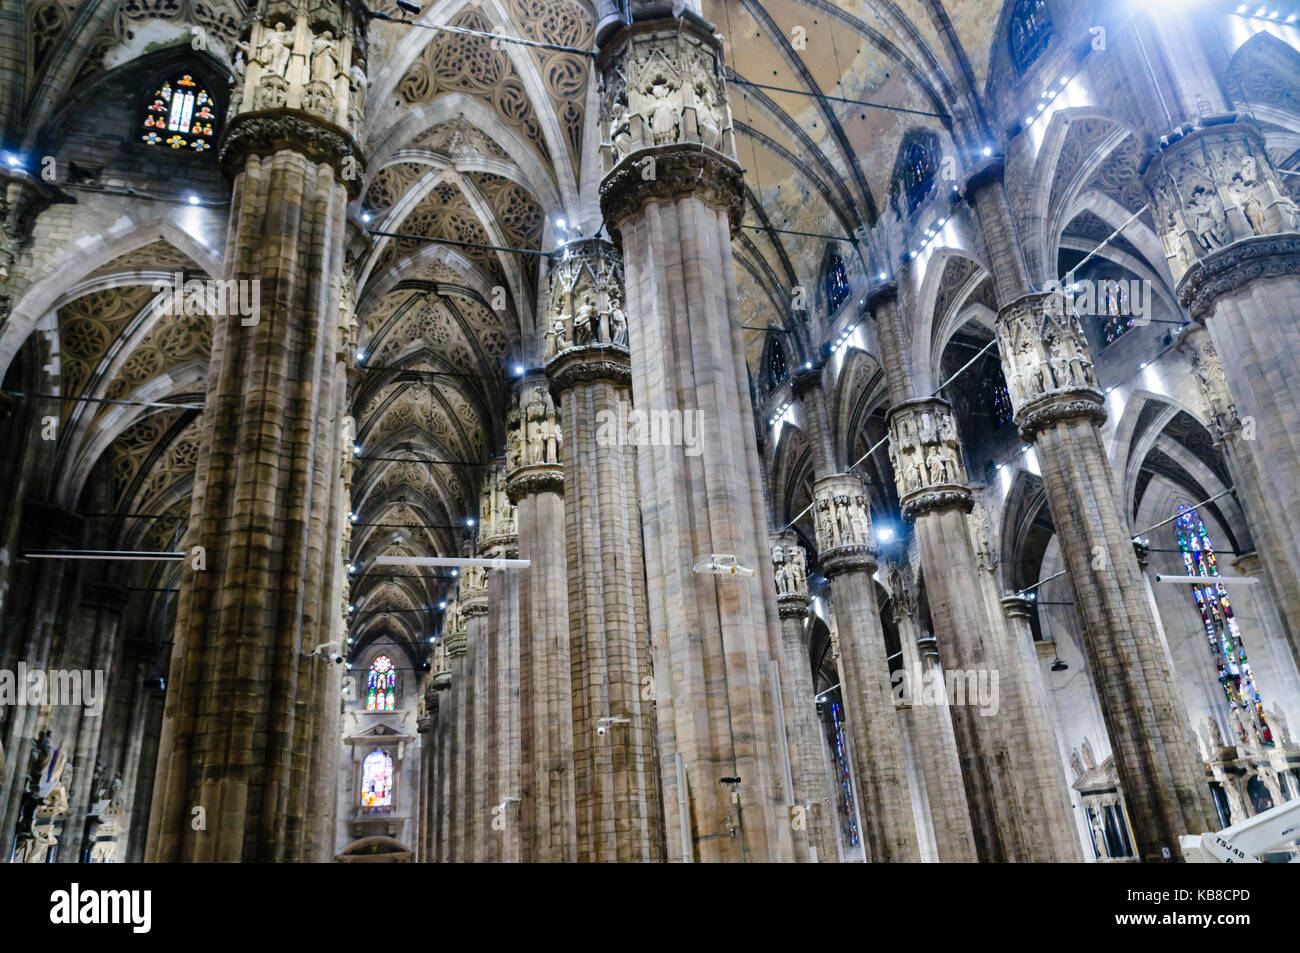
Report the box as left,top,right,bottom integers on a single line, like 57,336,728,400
549,335,663,863
995,292,1216,860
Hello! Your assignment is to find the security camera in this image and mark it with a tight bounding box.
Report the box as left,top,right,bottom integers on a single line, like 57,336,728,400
310,642,345,664
596,724,608,737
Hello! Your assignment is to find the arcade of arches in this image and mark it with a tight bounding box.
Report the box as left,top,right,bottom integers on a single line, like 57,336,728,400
2,0,1300,864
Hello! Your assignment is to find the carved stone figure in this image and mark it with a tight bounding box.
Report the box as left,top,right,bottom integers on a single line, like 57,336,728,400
262,23,293,78
311,32,339,84
609,306,628,346
696,84,720,149
647,78,679,146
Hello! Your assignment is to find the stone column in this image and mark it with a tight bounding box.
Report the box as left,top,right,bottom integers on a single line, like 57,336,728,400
507,378,576,862
415,688,434,864
430,641,452,862
770,535,838,863
810,474,919,861
461,561,489,862
883,559,978,862
597,11,796,862
144,0,364,862
1177,321,1300,675
995,292,1216,861
545,239,662,863
480,461,519,862
442,596,468,862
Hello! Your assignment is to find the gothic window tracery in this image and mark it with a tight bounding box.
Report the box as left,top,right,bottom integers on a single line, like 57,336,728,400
825,254,851,314
141,72,216,150
902,140,936,215
361,749,394,814
366,655,397,712
764,333,788,390
1174,504,1273,748
1009,0,1053,75
822,700,860,849
1099,280,1133,345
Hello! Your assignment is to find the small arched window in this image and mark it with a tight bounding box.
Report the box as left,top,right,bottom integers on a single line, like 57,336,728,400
141,73,217,151
361,749,394,814
1009,0,1053,75
824,255,851,314
902,140,936,215
366,655,397,712
1099,279,1133,345
764,334,788,389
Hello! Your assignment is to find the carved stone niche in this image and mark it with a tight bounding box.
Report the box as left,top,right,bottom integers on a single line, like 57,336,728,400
596,15,736,177
478,461,517,557
886,397,969,521
506,381,563,499
995,292,1105,438
1144,120,1300,284
811,473,877,575
770,533,810,619
543,238,629,361
1177,325,1240,441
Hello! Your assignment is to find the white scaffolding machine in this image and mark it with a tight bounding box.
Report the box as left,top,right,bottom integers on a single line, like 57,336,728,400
1180,796,1300,862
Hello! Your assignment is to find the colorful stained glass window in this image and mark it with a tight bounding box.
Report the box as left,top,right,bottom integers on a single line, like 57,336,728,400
360,749,393,814
1100,279,1133,345
825,255,851,314
366,654,397,712
765,335,788,389
990,378,1013,427
142,74,216,151
823,701,860,848
902,140,936,215
1009,0,1053,75
1175,504,1273,748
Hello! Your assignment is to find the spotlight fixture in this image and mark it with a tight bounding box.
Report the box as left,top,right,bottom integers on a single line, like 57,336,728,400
186,193,200,206
466,517,475,527
395,0,421,15
1051,656,1069,672
693,553,755,577
362,211,373,224
513,364,526,377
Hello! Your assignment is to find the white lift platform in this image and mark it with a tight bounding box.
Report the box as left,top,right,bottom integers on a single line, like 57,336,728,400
1180,796,1300,862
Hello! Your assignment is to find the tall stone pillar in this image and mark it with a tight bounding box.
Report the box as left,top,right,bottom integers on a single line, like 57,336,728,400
415,681,435,864
430,640,451,862
770,536,837,863
1177,320,1300,676
882,559,978,862
479,461,519,862
994,292,1216,860
442,595,468,862
810,474,919,862
144,0,365,862
507,379,576,862
461,564,489,862
597,11,796,862
544,239,663,862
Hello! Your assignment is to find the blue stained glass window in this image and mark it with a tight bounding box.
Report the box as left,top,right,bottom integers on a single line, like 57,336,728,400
824,701,860,848
1175,504,1274,748
903,141,936,215
825,255,851,314
1009,0,1053,75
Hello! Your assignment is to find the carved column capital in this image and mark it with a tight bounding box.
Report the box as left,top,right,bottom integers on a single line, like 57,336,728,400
505,378,563,496
477,459,518,557
542,238,632,371
886,397,971,521
597,15,743,230
770,533,812,612
812,473,878,577
1178,234,1300,323
995,292,1106,439
1143,119,1300,288
999,594,1036,620
443,632,467,660
219,110,365,194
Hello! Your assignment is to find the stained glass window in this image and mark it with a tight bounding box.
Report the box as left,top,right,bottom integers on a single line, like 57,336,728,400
823,701,860,849
1174,504,1273,748
366,655,397,712
990,375,1013,427
825,255,851,314
360,749,393,814
765,335,788,389
1009,0,1053,75
902,140,936,215
142,74,216,151
1100,279,1133,345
